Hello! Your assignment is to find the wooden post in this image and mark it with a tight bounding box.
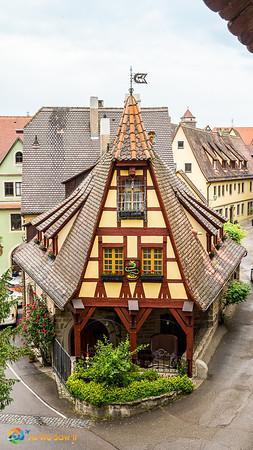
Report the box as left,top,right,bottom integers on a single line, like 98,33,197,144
74,322,81,357
186,326,193,378
129,330,137,361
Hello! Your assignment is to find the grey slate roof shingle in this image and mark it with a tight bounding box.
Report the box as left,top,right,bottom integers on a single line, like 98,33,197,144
22,105,173,215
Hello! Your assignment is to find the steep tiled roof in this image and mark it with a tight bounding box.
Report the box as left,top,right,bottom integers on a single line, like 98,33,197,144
21,105,173,215
0,116,31,163
203,0,253,53
182,125,252,181
233,127,253,146
14,96,245,311
113,95,152,160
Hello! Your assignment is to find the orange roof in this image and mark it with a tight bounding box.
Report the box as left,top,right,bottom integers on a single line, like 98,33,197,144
181,108,195,120
0,116,31,163
113,95,152,160
0,202,21,210
233,127,253,146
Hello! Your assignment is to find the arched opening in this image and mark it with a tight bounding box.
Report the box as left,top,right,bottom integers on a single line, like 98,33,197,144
71,319,109,357
160,313,186,356
15,151,23,164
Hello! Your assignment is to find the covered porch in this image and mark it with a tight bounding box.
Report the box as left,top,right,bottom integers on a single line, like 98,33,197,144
71,305,194,377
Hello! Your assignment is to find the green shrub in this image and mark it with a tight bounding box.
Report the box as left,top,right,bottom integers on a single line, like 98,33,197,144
76,339,144,387
66,374,194,406
223,280,251,306
223,222,246,244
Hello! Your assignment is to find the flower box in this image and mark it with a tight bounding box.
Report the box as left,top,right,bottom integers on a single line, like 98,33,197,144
119,210,145,220
140,275,163,282
101,274,124,282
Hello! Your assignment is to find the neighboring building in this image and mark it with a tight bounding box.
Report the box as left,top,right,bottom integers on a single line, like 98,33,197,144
203,0,253,53
0,116,31,275
173,115,253,222
14,94,245,378
21,97,174,238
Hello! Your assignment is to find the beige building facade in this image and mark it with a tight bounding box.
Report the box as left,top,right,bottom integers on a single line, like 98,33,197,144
173,123,253,223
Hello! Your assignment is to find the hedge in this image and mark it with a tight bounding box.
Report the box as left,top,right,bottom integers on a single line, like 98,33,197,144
66,375,194,406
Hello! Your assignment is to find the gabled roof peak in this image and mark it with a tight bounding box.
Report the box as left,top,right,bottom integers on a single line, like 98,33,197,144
112,94,153,160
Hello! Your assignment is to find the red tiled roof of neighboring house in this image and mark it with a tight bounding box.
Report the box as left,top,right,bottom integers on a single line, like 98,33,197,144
233,127,253,146
203,0,253,53
0,116,31,163
0,202,21,210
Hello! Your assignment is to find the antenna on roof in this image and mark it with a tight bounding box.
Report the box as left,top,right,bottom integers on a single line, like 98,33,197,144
231,118,234,127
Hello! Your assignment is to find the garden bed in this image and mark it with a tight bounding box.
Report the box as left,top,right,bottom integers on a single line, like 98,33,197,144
55,374,192,419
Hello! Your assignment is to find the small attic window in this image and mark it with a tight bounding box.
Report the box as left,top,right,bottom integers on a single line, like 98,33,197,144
15,151,23,164
213,159,217,169
32,135,40,148
222,160,228,169
177,141,184,149
148,131,157,144
230,161,236,169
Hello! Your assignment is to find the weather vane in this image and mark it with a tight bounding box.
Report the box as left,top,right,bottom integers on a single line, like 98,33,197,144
129,66,148,94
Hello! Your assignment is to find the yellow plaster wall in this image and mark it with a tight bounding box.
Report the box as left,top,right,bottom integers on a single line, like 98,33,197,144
209,179,253,221
167,262,181,279
121,219,143,228
104,282,122,298
58,213,78,251
143,283,161,298
84,261,99,279
169,283,188,299
147,190,160,208
99,211,117,227
147,211,166,228
102,236,123,243
79,282,96,297
184,210,207,250
127,236,137,257
90,237,98,257
141,236,163,243
167,238,175,258
147,171,154,186
104,189,116,207
172,126,207,197
111,172,117,186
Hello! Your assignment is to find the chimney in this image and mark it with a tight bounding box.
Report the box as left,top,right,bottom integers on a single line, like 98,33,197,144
90,96,99,139
100,115,110,154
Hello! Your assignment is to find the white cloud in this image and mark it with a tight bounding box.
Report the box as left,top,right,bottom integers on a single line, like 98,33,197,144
0,0,252,128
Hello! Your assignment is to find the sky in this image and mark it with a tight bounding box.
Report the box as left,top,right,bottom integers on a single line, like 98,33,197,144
0,0,253,128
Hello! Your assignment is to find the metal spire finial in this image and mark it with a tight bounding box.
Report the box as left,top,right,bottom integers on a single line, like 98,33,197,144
129,66,134,95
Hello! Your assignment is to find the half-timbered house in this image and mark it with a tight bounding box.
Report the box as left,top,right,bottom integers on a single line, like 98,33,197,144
14,94,246,377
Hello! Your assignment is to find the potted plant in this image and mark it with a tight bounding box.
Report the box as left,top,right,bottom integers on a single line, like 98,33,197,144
140,271,163,282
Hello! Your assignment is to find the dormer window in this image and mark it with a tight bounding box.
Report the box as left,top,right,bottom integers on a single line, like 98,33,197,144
15,151,23,164
222,160,227,169
230,161,236,169
118,172,145,219
213,159,218,169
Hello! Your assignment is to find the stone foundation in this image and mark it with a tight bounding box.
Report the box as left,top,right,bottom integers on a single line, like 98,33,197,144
54,374,178,419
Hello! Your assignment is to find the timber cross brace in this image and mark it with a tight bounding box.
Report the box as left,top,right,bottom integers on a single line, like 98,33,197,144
72,306,194,377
